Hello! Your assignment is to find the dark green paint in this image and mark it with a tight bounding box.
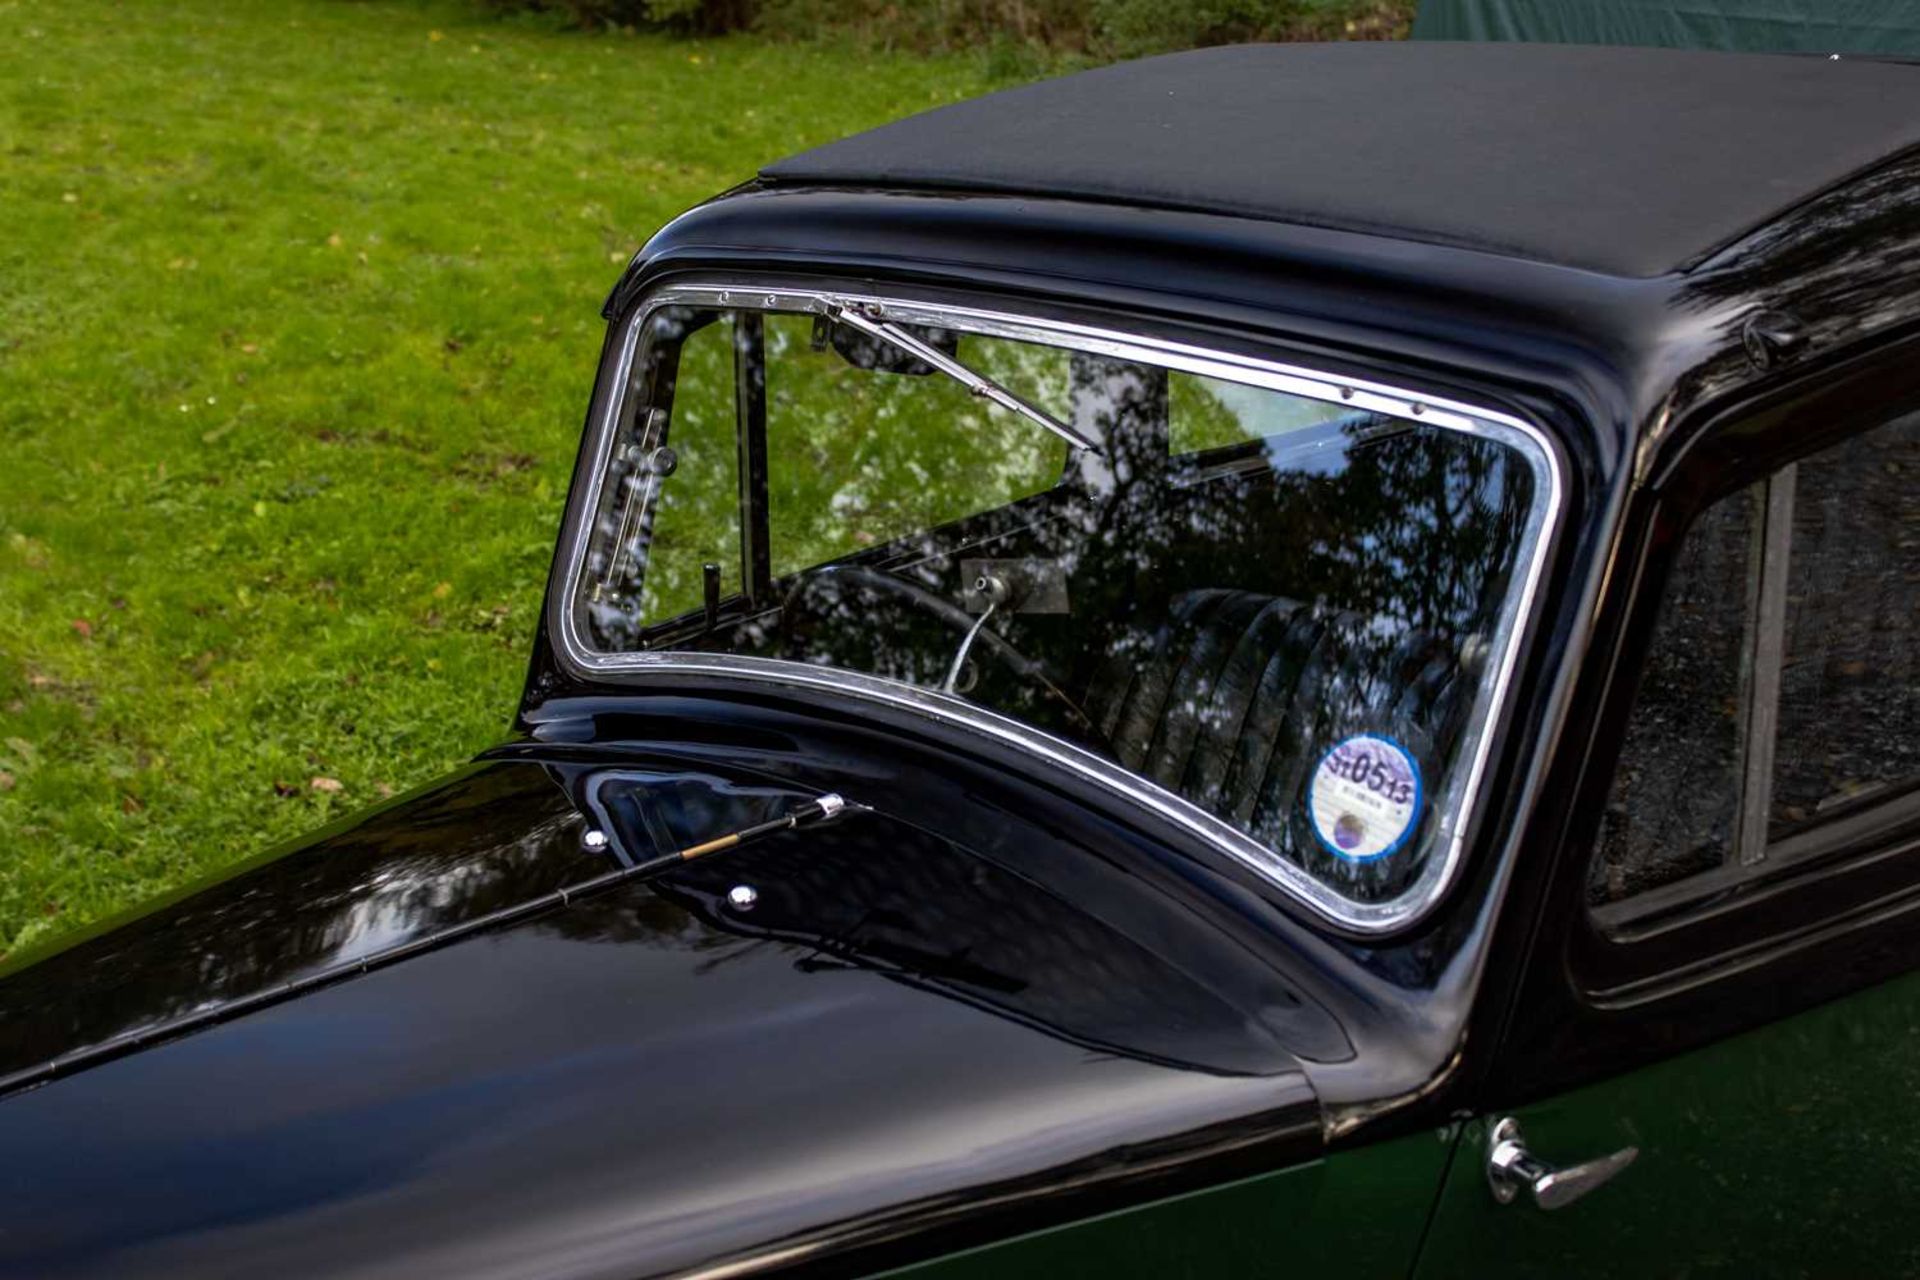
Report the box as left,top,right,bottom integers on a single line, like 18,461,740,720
1419,967,1920,1278
882,1128,1457,1280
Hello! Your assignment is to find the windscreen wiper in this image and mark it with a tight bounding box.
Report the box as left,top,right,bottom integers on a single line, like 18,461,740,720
616,792,851,876
829,304,1101,454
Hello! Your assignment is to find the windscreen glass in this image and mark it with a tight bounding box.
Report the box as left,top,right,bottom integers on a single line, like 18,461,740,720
569,295,1551,914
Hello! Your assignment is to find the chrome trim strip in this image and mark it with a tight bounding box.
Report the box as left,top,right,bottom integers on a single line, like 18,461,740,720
549,281,1566,934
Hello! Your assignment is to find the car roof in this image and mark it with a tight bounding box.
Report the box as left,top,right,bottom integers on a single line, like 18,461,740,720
760,41,1920,279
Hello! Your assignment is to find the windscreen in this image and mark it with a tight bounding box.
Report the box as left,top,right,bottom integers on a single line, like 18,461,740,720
565,293,1552,918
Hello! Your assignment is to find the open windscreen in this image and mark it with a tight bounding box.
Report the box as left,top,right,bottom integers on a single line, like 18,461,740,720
562,289,1556,926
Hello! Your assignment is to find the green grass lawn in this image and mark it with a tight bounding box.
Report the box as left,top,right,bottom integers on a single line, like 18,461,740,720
0,0,1012,958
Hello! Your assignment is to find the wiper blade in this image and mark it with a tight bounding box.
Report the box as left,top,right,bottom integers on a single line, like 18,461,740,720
830,304,1100,454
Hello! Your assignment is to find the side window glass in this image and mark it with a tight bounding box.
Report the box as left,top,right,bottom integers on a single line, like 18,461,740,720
640,315,739,624
577,308,740,648
1592,410,1920,912
1772,413,1920,835
1592,487,1758,902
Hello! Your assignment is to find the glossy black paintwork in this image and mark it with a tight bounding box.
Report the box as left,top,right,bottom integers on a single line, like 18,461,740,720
1484,329,1920,1109
526,704,1357,1068
6,130,1920,1280
1443,156,1920,1116
0,756,1323,1279
511,682,1450,1120
0,764,595,1087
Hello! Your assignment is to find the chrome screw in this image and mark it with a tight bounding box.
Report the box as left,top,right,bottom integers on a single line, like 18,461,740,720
727,884,759,912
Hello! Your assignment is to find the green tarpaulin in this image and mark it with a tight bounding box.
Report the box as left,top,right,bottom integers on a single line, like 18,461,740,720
1413,0,1920,56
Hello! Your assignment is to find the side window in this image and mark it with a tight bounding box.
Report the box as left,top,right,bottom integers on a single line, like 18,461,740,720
1591,487,1757,901
1771,422,1920,835
1592,409,1920,912
641,315,739,624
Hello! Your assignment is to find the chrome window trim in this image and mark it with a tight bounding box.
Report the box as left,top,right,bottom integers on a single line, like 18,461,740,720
549,280,1566,934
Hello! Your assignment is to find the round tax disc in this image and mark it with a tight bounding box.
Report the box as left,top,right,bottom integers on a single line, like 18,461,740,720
1307,734,1424,861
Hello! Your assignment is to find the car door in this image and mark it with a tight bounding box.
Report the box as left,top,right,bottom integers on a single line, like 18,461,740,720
1416,390,1920,1275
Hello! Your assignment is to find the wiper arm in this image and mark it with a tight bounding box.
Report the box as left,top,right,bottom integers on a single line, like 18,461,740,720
624,792,852,875
830,304,1100,454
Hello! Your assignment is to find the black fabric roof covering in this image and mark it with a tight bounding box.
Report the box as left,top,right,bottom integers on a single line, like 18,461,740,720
761,42,1920,277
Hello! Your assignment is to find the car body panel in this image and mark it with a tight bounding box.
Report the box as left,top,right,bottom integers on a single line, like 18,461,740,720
0,763,593,1087
882,1126,1456,1280
0,756,1324,1280
1418,967,1920,1276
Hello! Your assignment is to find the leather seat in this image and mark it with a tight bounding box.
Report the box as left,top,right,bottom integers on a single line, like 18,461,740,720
1085,589,1470,845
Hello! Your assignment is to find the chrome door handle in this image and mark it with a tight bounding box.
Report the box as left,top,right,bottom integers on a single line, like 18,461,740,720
1486,1117,1638,1210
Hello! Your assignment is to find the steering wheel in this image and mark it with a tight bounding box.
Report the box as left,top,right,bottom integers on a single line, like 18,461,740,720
780,564,1110,748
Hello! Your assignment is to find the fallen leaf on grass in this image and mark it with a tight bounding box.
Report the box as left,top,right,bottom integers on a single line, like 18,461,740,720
71,618,92,639
310,776,344,794
0,771,14,791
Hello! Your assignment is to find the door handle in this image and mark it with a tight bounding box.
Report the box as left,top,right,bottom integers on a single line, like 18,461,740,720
1485,1116,1638,1210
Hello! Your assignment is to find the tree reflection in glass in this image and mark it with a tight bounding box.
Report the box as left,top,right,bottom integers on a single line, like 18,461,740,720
573,304,1547,908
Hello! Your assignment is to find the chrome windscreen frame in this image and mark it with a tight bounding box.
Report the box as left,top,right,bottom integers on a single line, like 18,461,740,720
549,280,1566,934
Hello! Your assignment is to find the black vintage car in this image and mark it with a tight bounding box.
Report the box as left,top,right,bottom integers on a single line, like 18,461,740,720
4,40,1919,1280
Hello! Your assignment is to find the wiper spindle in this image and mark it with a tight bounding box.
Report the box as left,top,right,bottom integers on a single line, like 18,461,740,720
831,305,1100,454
